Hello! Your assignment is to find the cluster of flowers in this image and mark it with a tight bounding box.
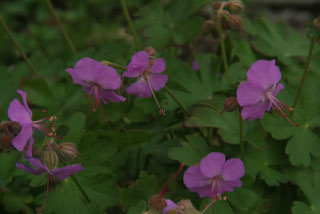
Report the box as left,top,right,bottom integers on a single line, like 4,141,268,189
66,47,168,116
2,41,298,212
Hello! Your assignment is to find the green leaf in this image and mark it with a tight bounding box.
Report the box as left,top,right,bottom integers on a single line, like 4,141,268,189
227,188,259,211
286,129,320,167
292,201,312,214
233,41,257,67
127,200,147,214
168,135,208,166
62,112,86,143
0,151,21,187
120,172,159,209
3,192,33,214
214,200,234,214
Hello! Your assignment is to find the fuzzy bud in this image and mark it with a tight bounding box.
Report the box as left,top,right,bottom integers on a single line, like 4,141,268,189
40,150,59,170
213,2,222,10
221,97,238,115
314,17,320,29
226,0,244,13
144,47,156,56
228,14,243,29
56,142,78,161
0,121,21,151
149,194,167,211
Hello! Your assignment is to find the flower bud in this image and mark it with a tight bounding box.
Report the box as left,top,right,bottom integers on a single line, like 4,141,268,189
226,0,244,13
144,47,156,56
0,121,21,151
40,150,59,171
314,17,320,29
56,142,78,161
221,97,238,115
228,14,243,29
213,2,222,10
148,194,167,211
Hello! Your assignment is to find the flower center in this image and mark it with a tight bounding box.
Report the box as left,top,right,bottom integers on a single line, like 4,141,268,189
33,116,57,138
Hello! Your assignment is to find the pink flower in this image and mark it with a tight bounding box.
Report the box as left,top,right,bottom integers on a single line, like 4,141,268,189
66,57,126,112
192,60,199,71
16,158,83,180
8,90,55,157
236,60,298,126
123,51,167,98
162,199,177,213
183,152,244,199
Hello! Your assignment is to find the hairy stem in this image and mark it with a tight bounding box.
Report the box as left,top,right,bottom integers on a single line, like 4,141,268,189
0,16,37,75
292,38,315,109
44,0,77,55
216,10,232,86
238,109,245,160
70,174,91,203
119,0,142,50
101,61,127,70
164,86,190,116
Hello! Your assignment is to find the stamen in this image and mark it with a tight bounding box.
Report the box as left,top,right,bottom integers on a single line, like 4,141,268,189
266,94,300,127
99,102,109,125
146,78,165,115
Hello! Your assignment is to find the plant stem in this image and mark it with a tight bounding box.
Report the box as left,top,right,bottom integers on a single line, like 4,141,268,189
119,0,142,50
238,109,244,161
44,0,77,55
200,200,216,214
0,16,37,75
216,10,232,86
292,38,315,109
164,86,190,116
101,61,127,70
70,174,91,203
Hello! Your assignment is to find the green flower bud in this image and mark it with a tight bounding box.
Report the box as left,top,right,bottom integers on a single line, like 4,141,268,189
40,150,59,171
56,142,78,161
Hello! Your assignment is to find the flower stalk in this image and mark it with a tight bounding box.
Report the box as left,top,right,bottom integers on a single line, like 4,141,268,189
119,0,142,50
0,16,37,75
216,6,232,86
238,109,244,161
164,86,190,116
44,0,77,55
101,61,127,70
292,37,315,110
70,174,91,203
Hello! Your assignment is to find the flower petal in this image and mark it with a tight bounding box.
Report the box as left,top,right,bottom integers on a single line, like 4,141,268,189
192,60,199,71
17,90,32,117
189,185,212,198
25,137,34,158
162,199,177,213
8,99,32,125
52,164,84,180
28,158,51,174
247,59,281,90
123,51,149,78
184,166,209,188
200,152,225,178
149,74,168,91
12,124,33,152
222,158,245,181
126,78,152,98
94,65,121,90
241,101,271,120
273,83,284,96
216,180,242,194
15,163,45,175
150,58,165,73
99,90,126,104
236,81,264,106
67,57,98,85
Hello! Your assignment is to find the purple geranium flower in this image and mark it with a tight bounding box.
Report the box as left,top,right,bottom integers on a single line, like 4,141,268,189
183,152,244,199
66,57,126,112
192,60,199,71
16,157,83,181
236,60,298,126
8,90,56,157
123,51,168,98
162,199,177,214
